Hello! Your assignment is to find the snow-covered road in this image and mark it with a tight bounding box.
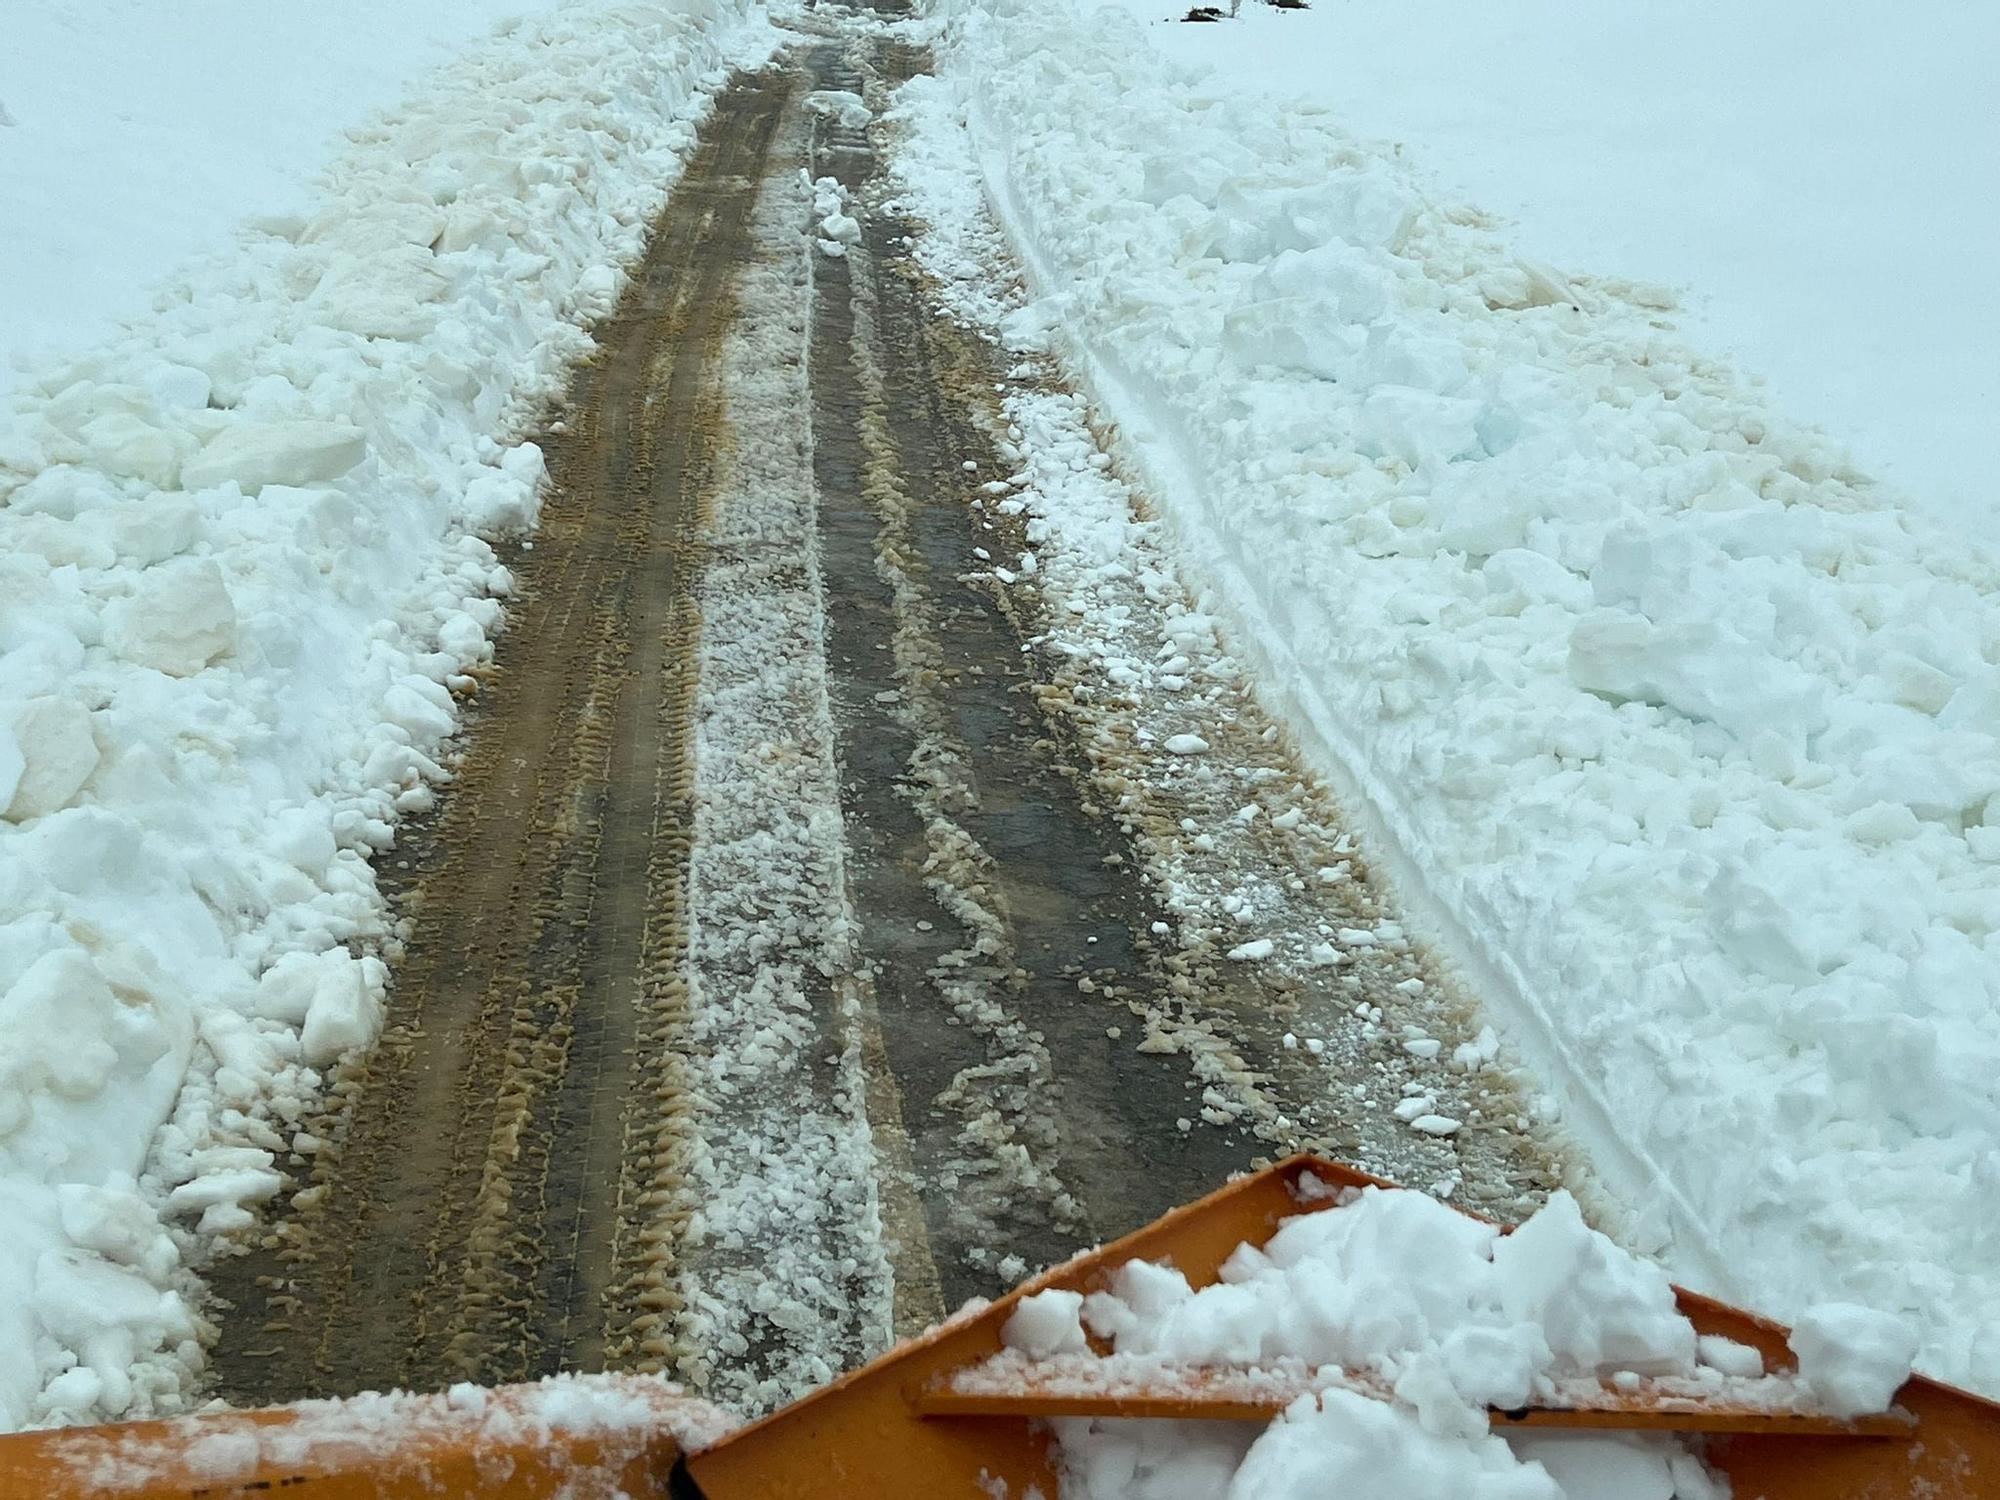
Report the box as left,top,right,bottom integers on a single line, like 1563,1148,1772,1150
4,0,1990,1452
195,18,1566,1423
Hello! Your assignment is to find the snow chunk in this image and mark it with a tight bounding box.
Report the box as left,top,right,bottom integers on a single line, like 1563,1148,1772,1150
1002,1289,1089,1359
1163,733,1210,755
1230,1387,1561,1500
806,90,872,129
1696,1334,1764,1380
104,559,236,676
1492,1192,1694,1378
459,443,546,533
31,1249,195,1419
296,952,384,1068
1790,1303,1917,1418
180,420,365,494
4,697,100,821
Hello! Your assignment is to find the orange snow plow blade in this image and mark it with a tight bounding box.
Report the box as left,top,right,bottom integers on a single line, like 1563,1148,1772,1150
0,1377,705,1499
6,1156,1999,1499
687,1155,2000,1500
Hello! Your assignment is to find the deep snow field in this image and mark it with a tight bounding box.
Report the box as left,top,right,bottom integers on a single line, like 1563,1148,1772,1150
0,0,779,1431
1109,0,1999,535
904,0,2000,1400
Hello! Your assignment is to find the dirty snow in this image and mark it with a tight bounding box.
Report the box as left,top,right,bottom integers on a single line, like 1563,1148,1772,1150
905,0,2000,1394
0,0,778,1431
58,1374,731,1494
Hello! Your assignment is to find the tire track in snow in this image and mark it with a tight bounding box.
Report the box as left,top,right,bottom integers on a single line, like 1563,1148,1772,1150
876,43,1575,1222
202,67,792,1402
202,5,1574,1417
800,10,1572,1286
803,33,1259,1309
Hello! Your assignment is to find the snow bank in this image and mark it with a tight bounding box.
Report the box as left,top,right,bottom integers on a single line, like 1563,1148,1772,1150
909,0,2000,1392
1006,1183,1880,1498
0,0,776,1431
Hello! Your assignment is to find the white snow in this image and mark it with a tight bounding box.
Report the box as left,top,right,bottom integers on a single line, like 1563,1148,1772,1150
1001,1288,1090,1360
1111,0,1998,533
0,0,778,1432
907,0,2000,1395
1789,1303,1919,1421
1692,1336,1763,1384
0,1,569,396
1001,1182,1827,1498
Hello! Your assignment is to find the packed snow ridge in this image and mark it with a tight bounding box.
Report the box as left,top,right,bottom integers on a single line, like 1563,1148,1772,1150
998,1182,1914,1499
0,0,777,1431
904,0,2000,1393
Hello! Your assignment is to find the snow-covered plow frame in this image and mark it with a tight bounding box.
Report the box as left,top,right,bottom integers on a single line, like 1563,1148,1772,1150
6,1156,1998,1498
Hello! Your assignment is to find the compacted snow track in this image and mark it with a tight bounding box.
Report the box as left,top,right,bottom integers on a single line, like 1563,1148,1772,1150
205,10,1569,1416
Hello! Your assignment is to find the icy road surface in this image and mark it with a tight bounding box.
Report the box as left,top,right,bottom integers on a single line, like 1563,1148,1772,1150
203,5,1569,1417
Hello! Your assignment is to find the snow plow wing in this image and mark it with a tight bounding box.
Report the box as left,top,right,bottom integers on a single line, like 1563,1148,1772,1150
6,1156,1998,1498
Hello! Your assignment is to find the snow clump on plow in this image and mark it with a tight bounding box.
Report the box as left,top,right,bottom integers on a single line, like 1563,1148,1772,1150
997,1183,1912,1497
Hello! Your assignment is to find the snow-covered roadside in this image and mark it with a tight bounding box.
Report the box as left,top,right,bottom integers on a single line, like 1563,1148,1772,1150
0,0,565,396
0,0,778,1431
906,0,2000,1393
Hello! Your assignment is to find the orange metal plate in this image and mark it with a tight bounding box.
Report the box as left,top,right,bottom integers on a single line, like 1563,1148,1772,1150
0,1379,695,1500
